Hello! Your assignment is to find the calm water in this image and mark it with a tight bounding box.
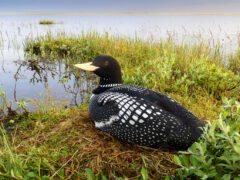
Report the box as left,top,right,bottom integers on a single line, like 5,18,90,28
0,14,240,110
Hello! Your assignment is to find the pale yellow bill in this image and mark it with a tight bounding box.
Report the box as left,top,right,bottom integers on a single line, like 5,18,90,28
74,62,99,71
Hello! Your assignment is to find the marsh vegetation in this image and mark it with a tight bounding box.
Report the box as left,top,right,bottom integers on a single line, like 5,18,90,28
0,14,240,179
0,31,239,179
24,32,240,119
39,20,57,25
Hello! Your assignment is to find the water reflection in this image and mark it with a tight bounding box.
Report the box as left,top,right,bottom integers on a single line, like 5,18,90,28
12,58,96,109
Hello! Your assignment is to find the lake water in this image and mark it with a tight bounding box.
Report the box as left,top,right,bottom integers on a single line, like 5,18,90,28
0,14,240,110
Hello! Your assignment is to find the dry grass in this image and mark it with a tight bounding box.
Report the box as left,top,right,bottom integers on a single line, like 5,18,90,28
13,107,177,179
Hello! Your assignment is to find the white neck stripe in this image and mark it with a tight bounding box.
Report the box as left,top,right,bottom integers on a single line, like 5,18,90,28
100,84,122,88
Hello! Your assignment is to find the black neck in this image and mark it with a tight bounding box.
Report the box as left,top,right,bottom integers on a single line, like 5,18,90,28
99,77,122,85
93,77,122,94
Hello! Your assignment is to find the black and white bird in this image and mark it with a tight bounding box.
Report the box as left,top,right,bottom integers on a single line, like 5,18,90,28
74,55,204,150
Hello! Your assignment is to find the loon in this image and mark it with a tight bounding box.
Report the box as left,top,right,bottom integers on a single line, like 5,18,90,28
74,55,204,150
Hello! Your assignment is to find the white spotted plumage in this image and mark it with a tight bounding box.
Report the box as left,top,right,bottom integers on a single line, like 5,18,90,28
90,84,203,150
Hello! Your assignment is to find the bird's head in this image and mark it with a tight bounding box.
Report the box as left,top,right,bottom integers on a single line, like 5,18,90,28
74,55,123,93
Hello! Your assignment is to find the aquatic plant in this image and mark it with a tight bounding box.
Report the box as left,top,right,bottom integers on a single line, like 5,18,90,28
16,99,28,113
0,89,7,114
0,89,28,118
174,98,240,179
39,20,56,25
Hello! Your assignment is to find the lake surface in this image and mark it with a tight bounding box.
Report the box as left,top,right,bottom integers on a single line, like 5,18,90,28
0,14,240,110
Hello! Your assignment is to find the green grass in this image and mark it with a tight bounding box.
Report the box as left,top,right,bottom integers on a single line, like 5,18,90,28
39,20,57,25
229,49,240,74
24,32,240,120
0,32,239,179
1,104,177,179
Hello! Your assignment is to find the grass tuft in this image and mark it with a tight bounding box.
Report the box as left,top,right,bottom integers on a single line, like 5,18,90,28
39,20,57,25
